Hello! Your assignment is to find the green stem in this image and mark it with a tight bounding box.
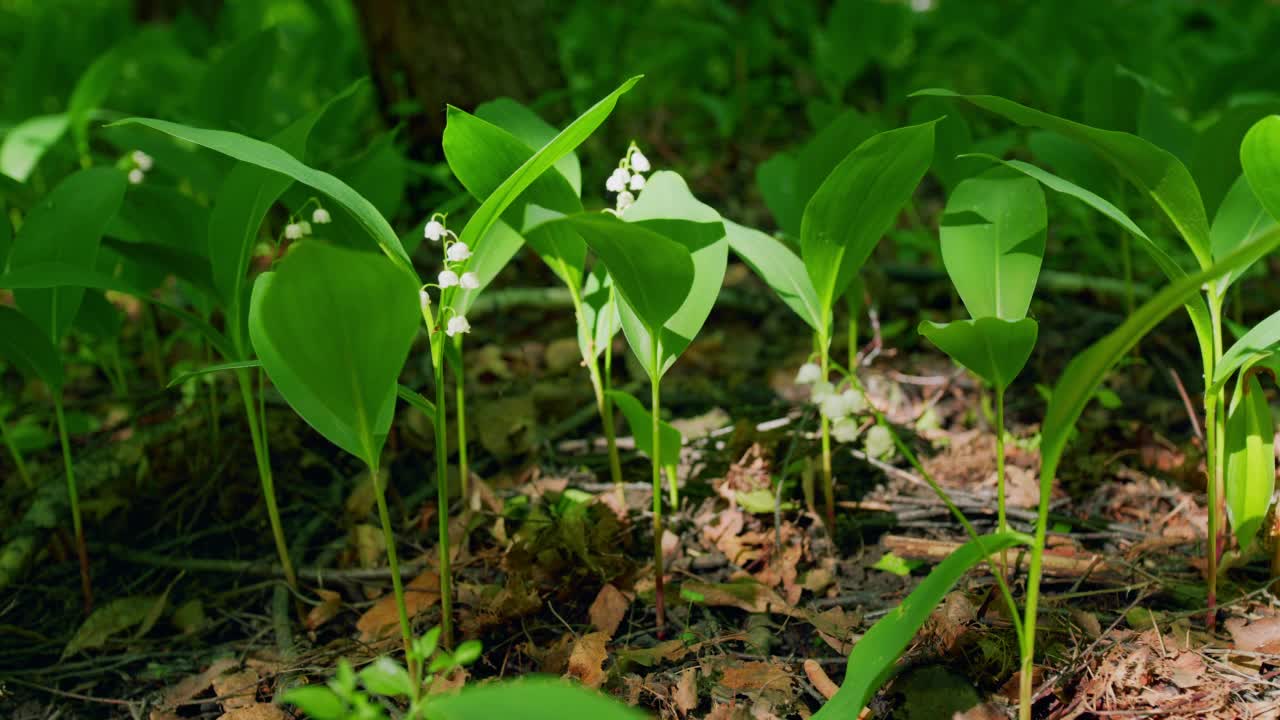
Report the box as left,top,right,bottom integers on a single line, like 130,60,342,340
602,288,624,488
818,329,835,529
1205,295,1226,624
453,336,469,503
234,369,298,592
55,395,92,611
0,409,33,490
650,340,666,635
995,385,1008,574
371,460,417,685
567,268,624,489
665,465,679,508
433,349,454,649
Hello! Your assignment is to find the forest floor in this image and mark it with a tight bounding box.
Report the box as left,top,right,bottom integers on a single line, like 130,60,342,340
4,269,1280,720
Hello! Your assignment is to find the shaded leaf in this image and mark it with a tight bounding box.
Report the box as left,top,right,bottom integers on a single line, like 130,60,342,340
725,219,822,331
1225,374,1274,553
607,390,681,467
918,318,1038,391
430,677,646,720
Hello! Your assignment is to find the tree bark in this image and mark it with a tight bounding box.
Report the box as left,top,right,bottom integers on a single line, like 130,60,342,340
354,0,563,149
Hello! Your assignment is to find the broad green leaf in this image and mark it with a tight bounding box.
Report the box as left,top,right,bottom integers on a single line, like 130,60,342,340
1241,115,1280,224
1213,308,1280,392
112,117,412,271
358,657,413,697
557,213,695,338
1225,374,1274,553
279,685,345,720
0,305,63,389
62,595,164,659
455,220,525,317
1209,175,1277,296
0,199,11,269
208,80,367,354
430,677,646,720
939,169,1046,320
248,241,420,466
101,238,217,298
917,89,1212,268
578,261,620,361
476,97,582,195
443,107,584,289
1192,102,1280,217
615,171,728,378
0,262,234,359
607,390,681,467
9,167,127,342
454,76,641,253
0,114,68,182
396,384,437,420
801,121,935,323
813,532,1030,719
918,318,1038,391
74,290,122,340
67,47,122,160
725,220,823,331
191,29,279,136
1039,227,1280,504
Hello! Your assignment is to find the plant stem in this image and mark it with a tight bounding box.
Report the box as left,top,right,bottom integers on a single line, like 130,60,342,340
603,289,624,489
234,369,298,593
1205,295,1226,626
818,330,835,529
0,410,33,490
568,271,624,489
54,395,92,612
665,465,679,507
370,461,417,685
433,351,454,649
650,341,666,636
453,336,469,504
995,385,1008,573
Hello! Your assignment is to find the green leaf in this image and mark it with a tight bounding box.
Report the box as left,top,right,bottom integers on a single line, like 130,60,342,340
166,360,263,389
0,199,12,272
1039,227,1280,505
279,685,345,720
1225,374,1274,553
939,169,1045,320
606,390,681,467
871,552,921,577
557,213,695,339
430,677,646,720
918,89,1212,268
1209,175,1277,296
191,29,279,136
1214,308,1280,392
0,114,68,182
813,532,1029,719
208,80,367,354
8,167,127,342
1241,115,1280,224
725,220,823,331
578,261,620,361
67,47,122,160
615,171,728,378
455,221,524,317
1192,102,1280,217
248,241,420,467
0,305,63,389
801,121,935,324
454,77,641,254
112,116,412,271
918,318,1038,391
358,657,413,697
396,384,437,421
62,595,162,658
476,97,582,195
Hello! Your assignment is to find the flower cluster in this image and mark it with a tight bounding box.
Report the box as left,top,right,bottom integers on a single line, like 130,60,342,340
420,214,476,337
795,362,867,443
284,205,331,240
604,142,651,212
127,150,153,185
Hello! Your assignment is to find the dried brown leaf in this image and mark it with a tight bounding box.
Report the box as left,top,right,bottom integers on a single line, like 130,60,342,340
588,584,631,639
565,631,610,689
305,589,342,632
673,667,698,716
356,571,440,641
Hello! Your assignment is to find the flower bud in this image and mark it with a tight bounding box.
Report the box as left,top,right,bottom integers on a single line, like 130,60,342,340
312,208,331,224
128,168,145,185
629,150,650,172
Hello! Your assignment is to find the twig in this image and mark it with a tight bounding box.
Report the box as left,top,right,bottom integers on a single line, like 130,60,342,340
1168,367,1204,442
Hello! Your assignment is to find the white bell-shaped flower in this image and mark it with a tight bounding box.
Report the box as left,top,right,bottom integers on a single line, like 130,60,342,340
131,150,153,171
795,362,822,384
832,417,861,443
284,223,304,240
312,208,331,224
438,270,460,288
840,388,867,415
630,149,650,172
616,190,635,211
128,168,145,185
419,289,432,310
446,241,471,262
298,221,312,236
629,174,646,191
810,380,835,403
446,315,471,337
424,219,446,242
606,167,629,193
460,272,479,289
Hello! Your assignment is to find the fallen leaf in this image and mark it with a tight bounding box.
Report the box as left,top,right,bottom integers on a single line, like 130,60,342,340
803,659,837,700
719,662,792,695
673,667,698,716
1227,616,1280,653
63,595,164,658
356,571,440,641
565,631,610,688
662,529,680,561
150,658,237,720
681,579,800,618
805,606,860,654
213,669,259,710
351,524,385,568
428,667,468,696
305,589,343,631
588,584,631,638
217,703,286,720
952,703,1006,720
